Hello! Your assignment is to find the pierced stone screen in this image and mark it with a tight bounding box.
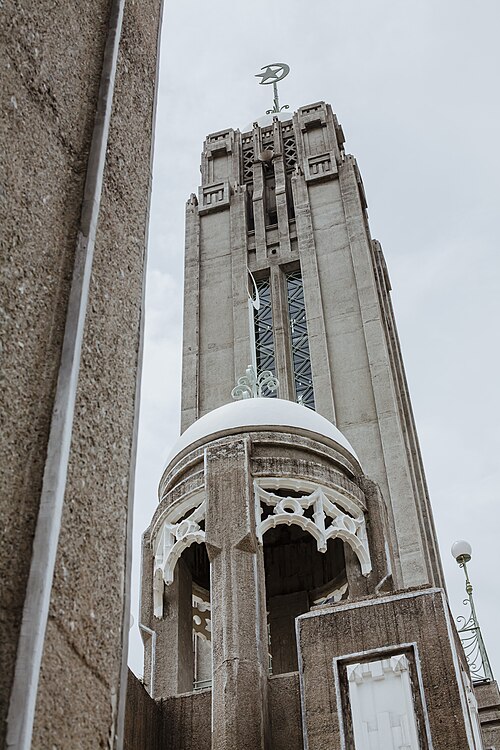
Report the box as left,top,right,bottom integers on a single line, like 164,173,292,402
286,269,315,408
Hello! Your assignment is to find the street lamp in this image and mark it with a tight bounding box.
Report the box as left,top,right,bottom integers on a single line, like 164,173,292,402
451,540,493,682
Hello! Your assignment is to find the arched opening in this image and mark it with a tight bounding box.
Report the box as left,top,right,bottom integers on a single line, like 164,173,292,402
170,541,212,692
182,542,212,690
263,499,347,675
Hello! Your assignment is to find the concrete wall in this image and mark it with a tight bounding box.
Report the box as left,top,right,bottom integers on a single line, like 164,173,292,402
124,671,163,750
297,588,476,750
269,672,304,750
475,680,500,749
1,4,109,739
198,209,235,417
162,690,212,750
0,0,162,745
126,676,303,750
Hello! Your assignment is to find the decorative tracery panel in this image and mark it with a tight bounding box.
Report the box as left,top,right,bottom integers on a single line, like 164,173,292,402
152,493,206,617
254,478,371,576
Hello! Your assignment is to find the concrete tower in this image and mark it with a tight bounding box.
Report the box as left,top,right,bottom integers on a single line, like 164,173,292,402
133,101,499,749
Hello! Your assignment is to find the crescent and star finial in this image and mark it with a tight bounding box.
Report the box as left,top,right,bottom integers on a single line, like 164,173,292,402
255,63,290,115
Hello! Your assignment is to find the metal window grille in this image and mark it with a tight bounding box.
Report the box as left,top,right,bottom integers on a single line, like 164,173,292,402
286,270,315,408
254,277,277,397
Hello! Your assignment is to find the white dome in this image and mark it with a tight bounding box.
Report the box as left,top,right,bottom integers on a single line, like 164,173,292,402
164,398,360,470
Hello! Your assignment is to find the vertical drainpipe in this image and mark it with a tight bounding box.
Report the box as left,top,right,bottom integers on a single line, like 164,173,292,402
6,1,125,747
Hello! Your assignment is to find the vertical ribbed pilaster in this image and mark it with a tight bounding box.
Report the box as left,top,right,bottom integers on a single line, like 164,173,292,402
181,196,201,432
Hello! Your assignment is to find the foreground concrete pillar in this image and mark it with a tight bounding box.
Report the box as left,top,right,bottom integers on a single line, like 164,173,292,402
155,558,194,698
205,439,270,750
2,1,163,746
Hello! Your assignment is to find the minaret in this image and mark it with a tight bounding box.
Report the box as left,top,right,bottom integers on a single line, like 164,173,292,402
138,88,497,750
180,98,442,591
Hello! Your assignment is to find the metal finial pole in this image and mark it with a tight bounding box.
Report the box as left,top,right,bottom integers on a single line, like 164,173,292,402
255,63,290,115
272,81,279,113
458,559,493,681
452,541,494,682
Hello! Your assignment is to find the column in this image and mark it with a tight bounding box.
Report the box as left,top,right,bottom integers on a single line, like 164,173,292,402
205,439,270,750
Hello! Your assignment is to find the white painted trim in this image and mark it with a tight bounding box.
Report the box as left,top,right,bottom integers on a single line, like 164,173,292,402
298,586,444,621
150,487,205,539
254,478,371,575
346,654,420,749
412,643,434,749
332,643,433,750
255,475,365,513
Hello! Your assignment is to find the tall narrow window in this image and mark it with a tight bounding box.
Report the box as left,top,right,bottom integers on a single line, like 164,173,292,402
286,270,315,409
283,133,297,220
254,277,277,397
265,176,277,226
285,171,295,220
242,142,255,232
264,163,278,226
246,183,255,231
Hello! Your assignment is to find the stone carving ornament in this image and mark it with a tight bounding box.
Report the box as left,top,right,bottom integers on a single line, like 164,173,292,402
254,478,371,575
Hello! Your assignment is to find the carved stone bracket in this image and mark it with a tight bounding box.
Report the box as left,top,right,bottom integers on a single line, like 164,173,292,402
152,497,206,617
254,478,371,575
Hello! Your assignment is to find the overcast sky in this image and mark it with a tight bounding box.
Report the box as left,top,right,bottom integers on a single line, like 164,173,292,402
128,0,500,681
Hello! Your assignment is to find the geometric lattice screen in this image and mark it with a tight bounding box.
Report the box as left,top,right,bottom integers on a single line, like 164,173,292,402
286,269,315,408
254,277,277,397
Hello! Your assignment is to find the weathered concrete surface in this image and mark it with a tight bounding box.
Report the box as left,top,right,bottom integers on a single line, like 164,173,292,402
150,557,194,699
297,588,474,749
475,680,500,749
0,4,108,741
0,0,162,746
136,677,303,750
269,672,303,750
32,0,162,744
124,671,163,750
268,592,309,674
205,439,271,750
162,690,211,750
